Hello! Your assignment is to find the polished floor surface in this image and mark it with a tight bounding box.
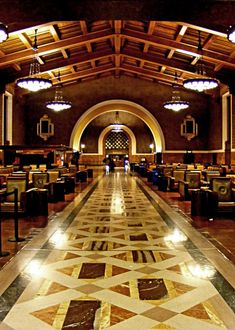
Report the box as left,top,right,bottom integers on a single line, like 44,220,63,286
0,170,235,329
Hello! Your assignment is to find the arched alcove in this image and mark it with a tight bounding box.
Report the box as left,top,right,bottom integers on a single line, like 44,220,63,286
70,99,165,153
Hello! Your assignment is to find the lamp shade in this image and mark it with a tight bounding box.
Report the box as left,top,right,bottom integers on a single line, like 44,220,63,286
16,76,52,92
163,90,189,111
227,25,235,43
0,23,8,42
46,86,72,111
183,77,219,92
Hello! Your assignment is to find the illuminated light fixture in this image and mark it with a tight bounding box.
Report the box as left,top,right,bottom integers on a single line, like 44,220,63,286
80,143,85,152
227,25,235,43
16,29,52,92
183,31,219,92
0,23,8,42
112,111,123,132
46,72,72,111
149,143,154,150
164,73,189,111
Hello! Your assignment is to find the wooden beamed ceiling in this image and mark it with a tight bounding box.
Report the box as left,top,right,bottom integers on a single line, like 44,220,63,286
0,19,235,92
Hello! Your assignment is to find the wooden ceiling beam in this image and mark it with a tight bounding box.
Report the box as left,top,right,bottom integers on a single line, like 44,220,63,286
1,27,233,73
167,24,187,61
0,29,114,66
18,32,44,65
11,49,114,82
49,25,69,59
58,64,115,84
123,29,235,69
122,49,198,75
121,64,178,85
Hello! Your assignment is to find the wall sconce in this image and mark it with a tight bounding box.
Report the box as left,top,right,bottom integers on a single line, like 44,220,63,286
80,144,85,152
149,143,154,153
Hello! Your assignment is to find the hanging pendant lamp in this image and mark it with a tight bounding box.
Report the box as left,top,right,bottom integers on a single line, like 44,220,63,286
112,111,123,132
0,22,8,42
46,72,72,111
227,25,235,43
16,29,52,92
183,31,219,92
164,73,189,111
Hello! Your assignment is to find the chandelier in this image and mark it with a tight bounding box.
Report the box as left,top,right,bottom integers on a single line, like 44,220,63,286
16,29,52,92
112,111,123,132
46,72,72,111
183,31,219,92
164,74,189,111
0,23,8,42
227,25,235,43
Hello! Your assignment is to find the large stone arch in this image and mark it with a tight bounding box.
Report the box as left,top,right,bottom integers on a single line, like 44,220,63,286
70,99,165,152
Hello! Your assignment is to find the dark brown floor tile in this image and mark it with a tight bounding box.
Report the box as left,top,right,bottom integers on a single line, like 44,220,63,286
138,278,168,300
79,263,106,278
130,233,148,241
62,300,101,330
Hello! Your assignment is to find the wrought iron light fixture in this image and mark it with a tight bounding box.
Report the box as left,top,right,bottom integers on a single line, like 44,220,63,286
183,31,219,92
112,111,123,132
227,25,235,43
164,74,189,111
0,23,8,42
46,72,72,111
16,29,52,92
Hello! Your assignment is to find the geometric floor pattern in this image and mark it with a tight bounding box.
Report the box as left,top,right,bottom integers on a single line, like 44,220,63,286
1,171,235,329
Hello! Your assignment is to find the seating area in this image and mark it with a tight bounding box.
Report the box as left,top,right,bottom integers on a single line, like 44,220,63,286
135,162,235,217
0,164,94,217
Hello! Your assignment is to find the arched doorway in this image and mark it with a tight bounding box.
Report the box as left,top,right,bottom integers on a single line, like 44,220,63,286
104,129,129,167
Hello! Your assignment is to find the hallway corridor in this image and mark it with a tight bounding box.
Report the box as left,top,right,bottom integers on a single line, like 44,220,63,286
0,170,235,329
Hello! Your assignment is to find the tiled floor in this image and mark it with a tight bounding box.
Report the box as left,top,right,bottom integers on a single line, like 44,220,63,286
0,169,235,329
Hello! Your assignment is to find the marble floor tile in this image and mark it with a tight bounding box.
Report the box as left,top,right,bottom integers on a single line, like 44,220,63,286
0,170,235,329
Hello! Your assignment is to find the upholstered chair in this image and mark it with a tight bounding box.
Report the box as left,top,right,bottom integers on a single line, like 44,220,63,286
201,170,220,186
208,177,235,213
39,164,47,172
0,177,34,214
169,170,186,191
32,172,49,189
178,171,202,200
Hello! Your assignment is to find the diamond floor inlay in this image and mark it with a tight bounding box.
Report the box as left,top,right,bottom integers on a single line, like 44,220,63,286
0,170,235,329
